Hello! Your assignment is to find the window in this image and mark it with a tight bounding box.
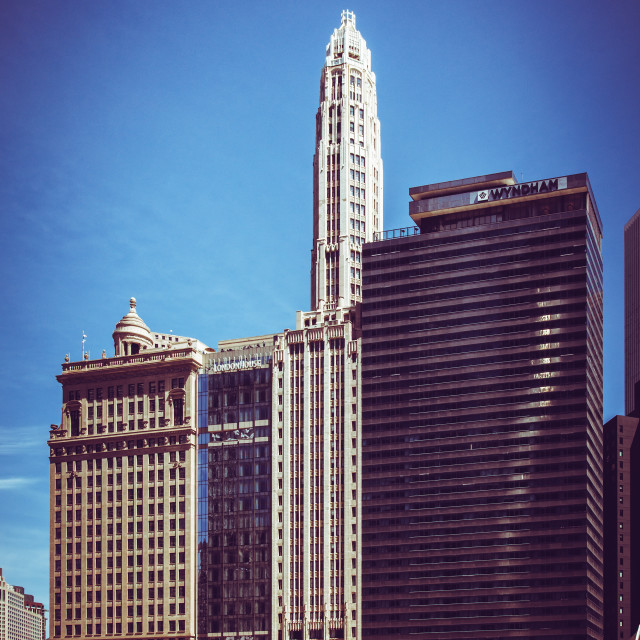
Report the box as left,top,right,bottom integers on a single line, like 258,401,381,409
174,399,184,426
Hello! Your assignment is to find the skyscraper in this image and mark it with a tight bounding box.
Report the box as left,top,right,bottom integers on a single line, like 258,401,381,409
601,206,640,640
625,208,640,414
200,11,387,639
49,299,204,640
602,414,639,640
361,172,604,639
270,12,381,639
311,9,383,311
274,312,361,640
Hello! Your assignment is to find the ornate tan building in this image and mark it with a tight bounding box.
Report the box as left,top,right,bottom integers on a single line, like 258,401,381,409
311,10,383,311
49,298,207,640
273,307,361,640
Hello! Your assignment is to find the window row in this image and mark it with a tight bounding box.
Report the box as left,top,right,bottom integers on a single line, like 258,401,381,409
57,619,185,637
55,551,187,571
88,398,165,419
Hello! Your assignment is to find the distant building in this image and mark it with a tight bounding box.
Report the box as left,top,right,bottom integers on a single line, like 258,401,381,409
361,171,604,639
602,205,640,640
625,208,640,414
49,298,205,640
603,415,640,640
0,568,46,640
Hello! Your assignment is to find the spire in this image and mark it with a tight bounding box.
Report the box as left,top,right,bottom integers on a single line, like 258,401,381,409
341,9,355,28
310,12,383,310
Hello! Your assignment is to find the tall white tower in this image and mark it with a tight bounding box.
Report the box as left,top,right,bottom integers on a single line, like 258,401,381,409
311,10,383,311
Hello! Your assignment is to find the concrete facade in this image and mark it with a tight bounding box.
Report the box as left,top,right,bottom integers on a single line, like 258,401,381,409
0,569,46,640
311,10,382,311
49,299,204,640
274,307,361,640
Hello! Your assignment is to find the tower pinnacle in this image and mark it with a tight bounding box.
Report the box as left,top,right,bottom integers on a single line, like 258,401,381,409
341,9,355,28
310,12,383,310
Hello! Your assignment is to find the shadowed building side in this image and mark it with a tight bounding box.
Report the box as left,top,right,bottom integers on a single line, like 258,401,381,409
361,171,604,640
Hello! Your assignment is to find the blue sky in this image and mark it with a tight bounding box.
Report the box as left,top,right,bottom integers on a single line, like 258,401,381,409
1,0,639,610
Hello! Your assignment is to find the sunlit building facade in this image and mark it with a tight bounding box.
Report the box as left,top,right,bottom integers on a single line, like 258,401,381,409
0,569,46,640
311,9,383,310
269,11,381,638
49,299,204,640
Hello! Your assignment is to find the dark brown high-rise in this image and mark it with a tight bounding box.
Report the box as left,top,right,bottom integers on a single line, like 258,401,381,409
361,172,604,640
602,414,640,640
625,208,640,414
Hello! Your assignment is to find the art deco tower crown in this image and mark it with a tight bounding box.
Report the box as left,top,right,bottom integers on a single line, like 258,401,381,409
311,10,383,310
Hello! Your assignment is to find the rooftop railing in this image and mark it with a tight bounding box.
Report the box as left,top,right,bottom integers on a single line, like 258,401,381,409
372,226,420,242
61,347,197,372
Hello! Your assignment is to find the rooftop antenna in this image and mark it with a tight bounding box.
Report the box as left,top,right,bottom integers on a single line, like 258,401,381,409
82,331,87,359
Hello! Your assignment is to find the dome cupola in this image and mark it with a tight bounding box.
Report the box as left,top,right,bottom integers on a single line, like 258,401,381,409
112,297,154,356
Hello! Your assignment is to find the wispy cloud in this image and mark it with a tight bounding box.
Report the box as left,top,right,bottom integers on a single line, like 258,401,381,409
0,425,46,455
0,477,37,490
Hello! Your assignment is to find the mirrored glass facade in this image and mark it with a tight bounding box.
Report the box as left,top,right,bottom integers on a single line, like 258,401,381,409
197,357,273,638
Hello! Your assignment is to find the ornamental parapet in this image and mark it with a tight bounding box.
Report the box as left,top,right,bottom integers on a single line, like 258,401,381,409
307,328,324,343
285,331,304,345
327,325,345,340
61,347,198,372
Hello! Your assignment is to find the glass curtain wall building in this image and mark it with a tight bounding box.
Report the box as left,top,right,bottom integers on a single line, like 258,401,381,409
197,345,274,639
361,172,604,640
